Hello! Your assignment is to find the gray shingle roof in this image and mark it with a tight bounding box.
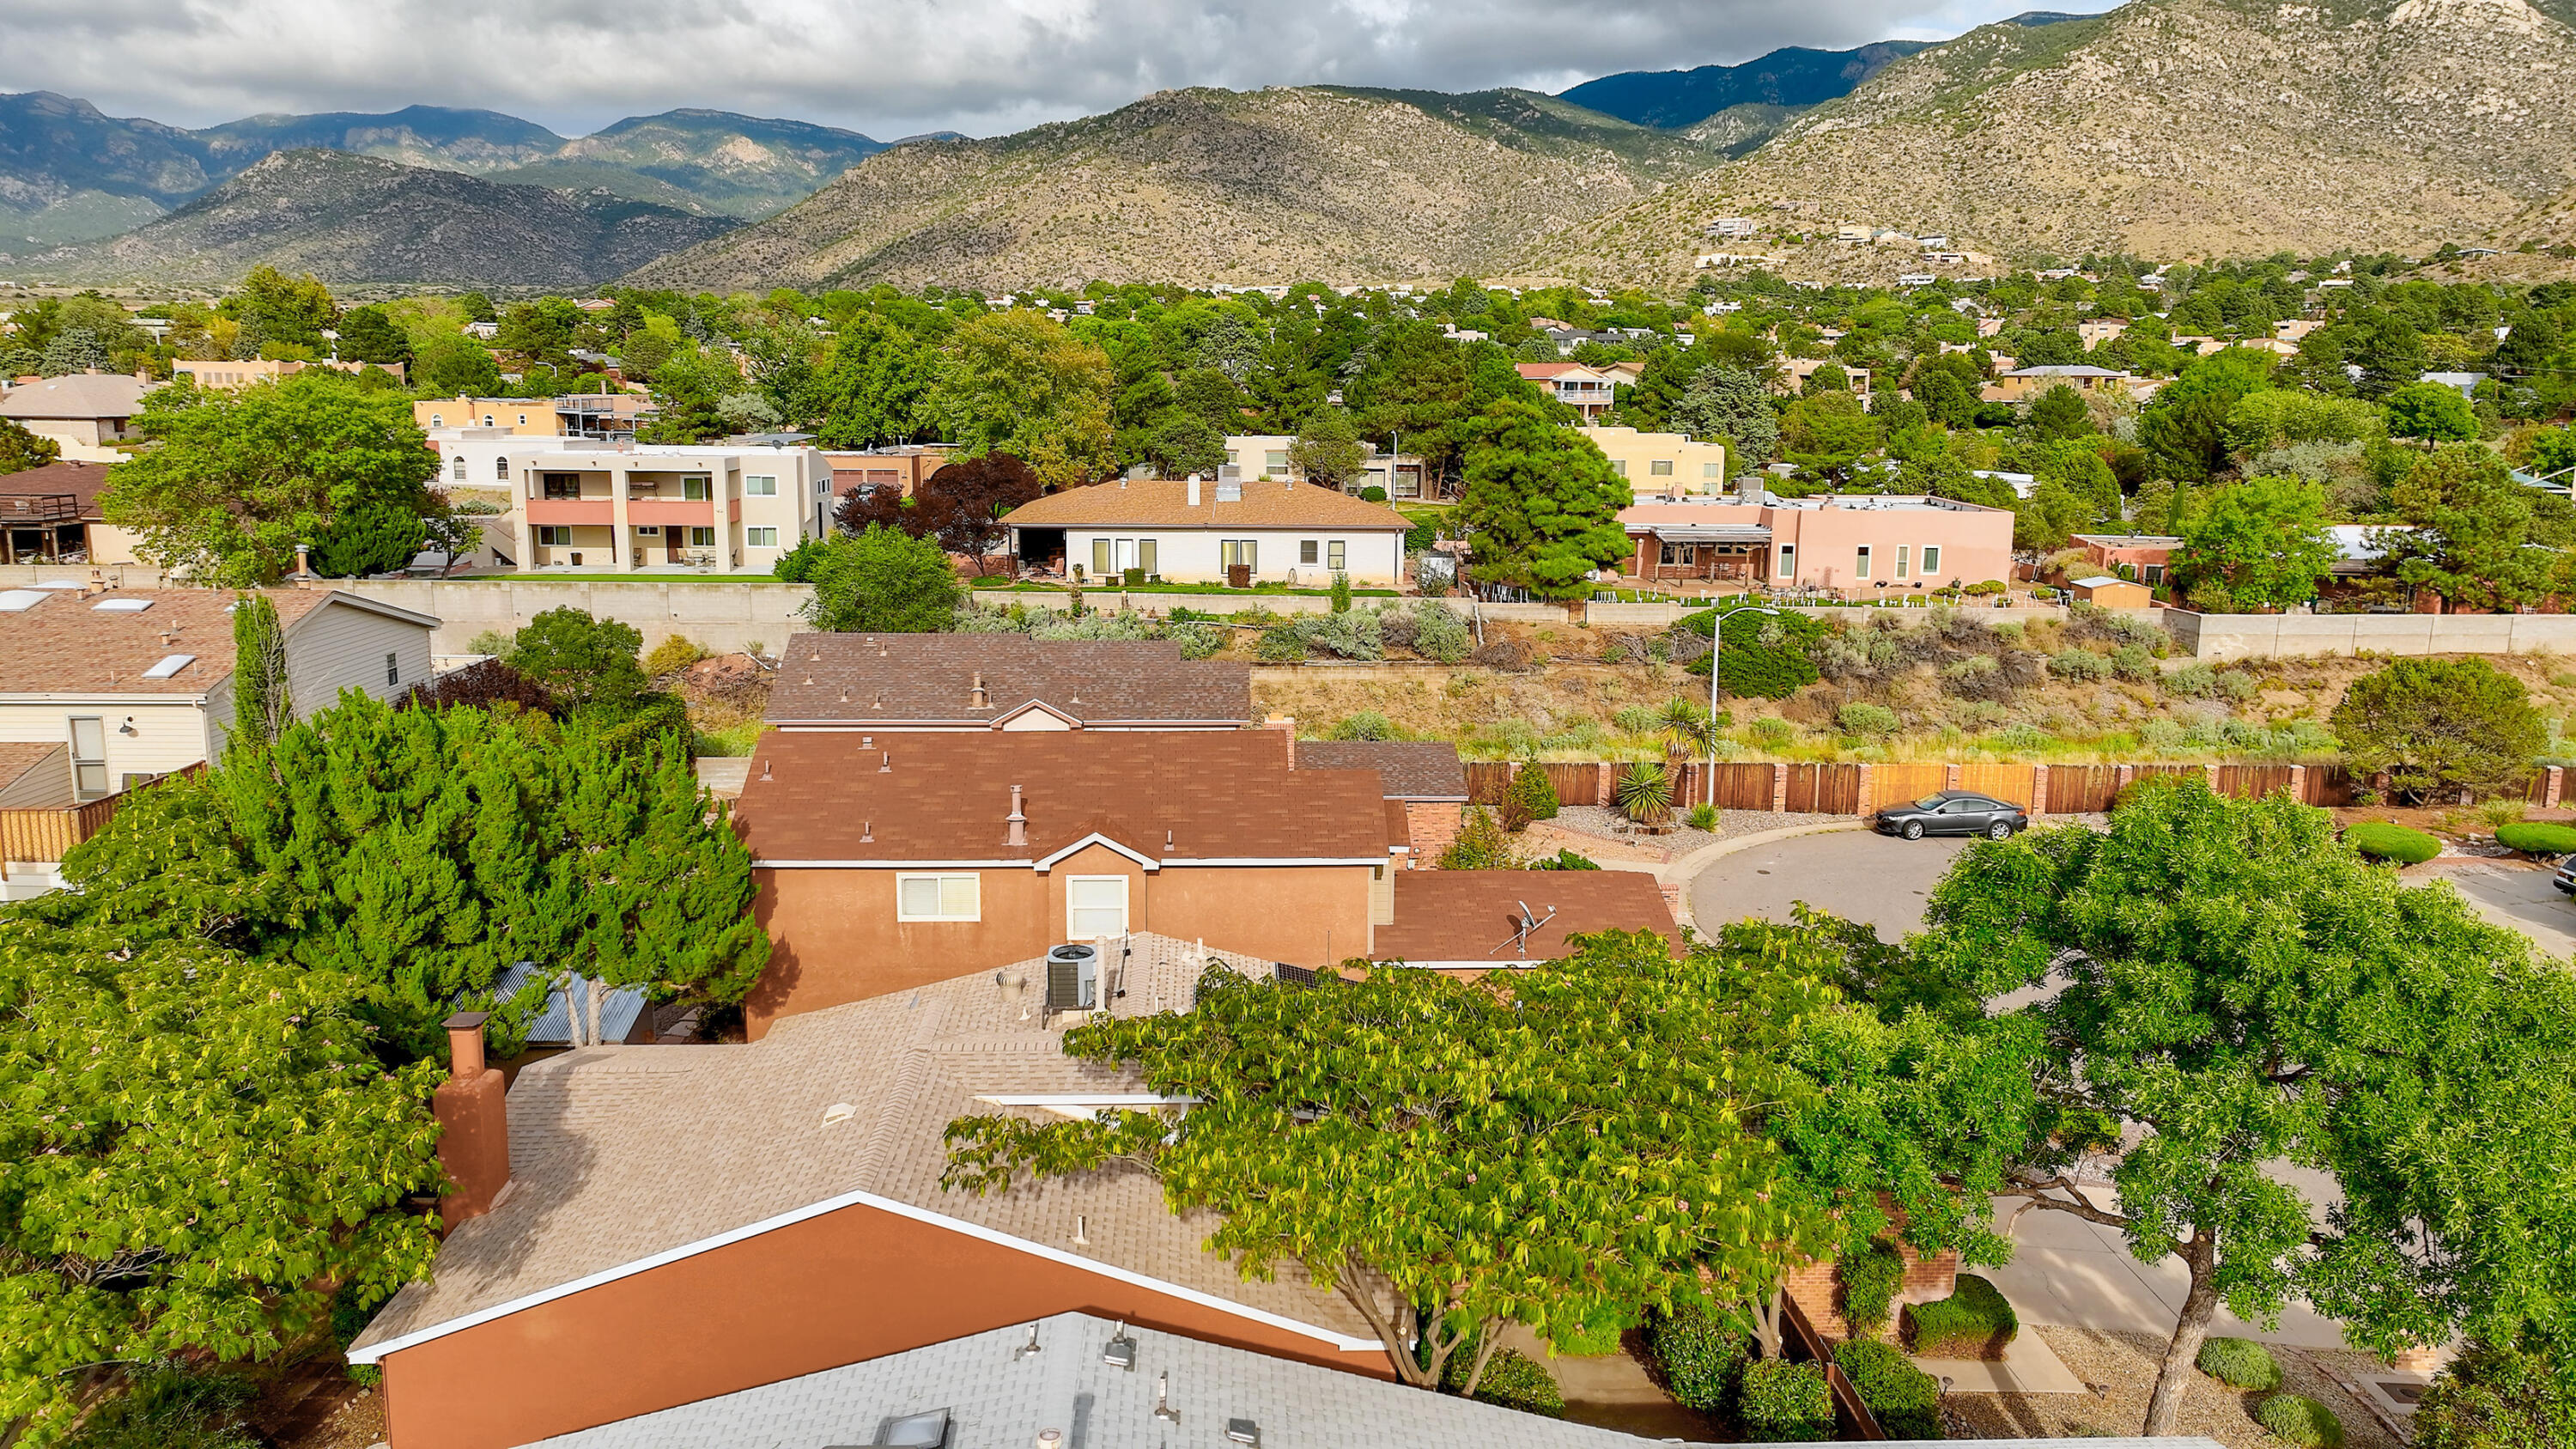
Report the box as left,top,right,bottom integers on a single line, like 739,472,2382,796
349,936,1375,1362
0,373,151,420
1291,741,1468,801
763,632,1252,728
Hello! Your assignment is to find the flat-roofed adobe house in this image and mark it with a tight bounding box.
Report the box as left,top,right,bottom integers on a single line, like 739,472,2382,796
763,632,1252,732
1001,476,1410,588
1620,493,2014,597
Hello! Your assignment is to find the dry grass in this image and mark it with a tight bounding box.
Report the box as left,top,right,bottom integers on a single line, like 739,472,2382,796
1950,1327,2401,1449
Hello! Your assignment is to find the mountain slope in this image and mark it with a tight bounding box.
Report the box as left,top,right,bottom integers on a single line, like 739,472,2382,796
192,105,566,171
2,149,735,288
1560,42,1932,129
625,86,1717,291
1539,0,2576,281
547,110,885,216
0,92,213,243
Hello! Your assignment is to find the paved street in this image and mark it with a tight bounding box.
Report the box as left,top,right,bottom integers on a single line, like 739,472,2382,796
1687,826,1969,942
2421,860,2576,959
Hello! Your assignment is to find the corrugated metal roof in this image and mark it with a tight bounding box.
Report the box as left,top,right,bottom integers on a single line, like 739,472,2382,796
493,961,649,1046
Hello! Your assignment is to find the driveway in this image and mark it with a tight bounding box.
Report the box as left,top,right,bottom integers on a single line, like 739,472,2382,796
2417,860,2576,959
1688,828,1970,941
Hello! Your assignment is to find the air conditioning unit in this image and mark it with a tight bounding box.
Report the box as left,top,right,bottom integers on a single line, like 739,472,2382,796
1046,943,1098,1013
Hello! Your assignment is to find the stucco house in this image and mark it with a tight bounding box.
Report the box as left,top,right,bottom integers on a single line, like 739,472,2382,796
0,372,152,462
1620,494,2014,595
0,459,142,566
1001,476,1409,588
762,633,1252,732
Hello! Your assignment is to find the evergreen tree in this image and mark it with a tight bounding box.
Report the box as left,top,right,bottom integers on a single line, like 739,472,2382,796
2026,384,2093,440
1670,367,1779,464
230,593,292,747
0,417,61,474
1455,397,1632,600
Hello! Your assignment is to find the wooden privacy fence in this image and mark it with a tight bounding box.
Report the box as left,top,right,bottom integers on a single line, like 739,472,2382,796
1455,758,2551,819
0,793,125,871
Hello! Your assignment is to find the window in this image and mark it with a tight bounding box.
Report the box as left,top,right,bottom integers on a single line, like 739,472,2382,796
2144,563,2166,584
746,474,777,496
495,456,509,479
1777,544,1796,579
1221,539,1257,570
430,414,445,428
1265,449,1287,473
1921,545,1941,576
1327,540,1346,570
538,526,573,546
1659,541,1696,566
633,525,661,538
1649,459,1674,477
1854,545,1872,581
69,716,107,800
1609,459,1628,477
1895,545,1911,580
897,874,981,922
1300,540,1320,565
689,527,716,548
683,477,712,501
746,527,778,547
815,477,830,496
543,472,581,500
482,415,496,427
385,652,399,687
451,457,465,481
516,413,528,426
1066,876,1129,940
1138,538,1157,575
1091,539,1113,576
1703,461,1722,478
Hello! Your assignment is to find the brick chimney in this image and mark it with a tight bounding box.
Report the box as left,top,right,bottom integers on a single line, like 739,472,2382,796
1266,714,1296,768
1006,783,1027,846
432,1012,511,1228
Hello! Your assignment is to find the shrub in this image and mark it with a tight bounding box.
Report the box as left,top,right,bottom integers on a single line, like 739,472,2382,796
1838,703,1901,738
1835,1339,1941,1440
1616,762,1675,823
1748,717,1797,751
2111,641,2157,681
1963,579,2007,595
53,1364,261,1448
2196,1336,2281,1391
1643,1302,1752,1415
1613,704,1661,735
1528,848,1602,870
2346,822,2440,865
1440,807,1514,869
2165,661,2221,697
1329,570,1352,612
642,634,708,678
1680,608,1826,698
2415,1338,2576,1449
2254,1393,2344,1448
465,626,517,658
1443,1342,1566,1417
1504,764,1560,830
2494,822,2576,857
1837,1240,1907,1338
1294,609,1382,660
2050,648,2111,681
1331,711,1399,741
1901,1275,2018,1359
1740,1358,1833,1441
1359,484,1388,502
1686,802,1721,831
1409,600,1473,663
1255,624,1306,662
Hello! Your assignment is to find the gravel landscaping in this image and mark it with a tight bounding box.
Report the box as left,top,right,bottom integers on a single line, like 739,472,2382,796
1947,1327,2402,1449
1547,805,1826,855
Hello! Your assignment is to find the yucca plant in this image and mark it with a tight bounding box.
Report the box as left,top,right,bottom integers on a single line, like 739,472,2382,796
1617,762,1675,824
1660,697,1707,765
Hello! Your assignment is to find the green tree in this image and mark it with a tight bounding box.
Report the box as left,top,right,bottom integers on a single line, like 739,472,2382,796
230,593,292,747
2380,446,2558,611
2221,389,2383,456
2168,475,2339,612
929,310,1117,490
413,332,501,396
1142,412,1227,478
811,312,933,448
1916,778,2576,1435
637,343,737,444
312,502,430,578
101,374,452,587
803,523,963,631
1454,397,1632,600
0,417,62,474
1289,405,1369,490
941,931,1833,1391
1780,391,1881,486
2141,348,2274,480
1670,367,1779,464
222,265,337,355
505,607,647,715
334,304,414,368
2330,656,2544,799
2026,384,2093,441
2384,381,2479,442
494,298,581,372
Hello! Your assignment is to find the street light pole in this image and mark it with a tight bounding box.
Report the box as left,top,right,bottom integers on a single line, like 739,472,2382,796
1705,602,1780,807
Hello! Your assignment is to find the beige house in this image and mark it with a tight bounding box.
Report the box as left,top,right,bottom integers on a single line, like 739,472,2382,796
174,358,406,388
416,393,648,441
1771,357,1873,401
1221,435,1429,499
1581,426,1728,497
1003,476,1410,587
425,435,835,573
1983,365,2136,404
0,374,152,462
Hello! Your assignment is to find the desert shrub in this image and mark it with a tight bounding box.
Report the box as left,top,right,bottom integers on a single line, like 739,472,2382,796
1409,600,1473,662
1443,1342,1566,1417
2494,822,2576,856
1837,1240,1907,1337
1527,848,1601,870
1616,762,1674,822
1991,722,2054,753
1941,654,2015,702
2346,822,2441,865
1838,703,1901,738
1748,717,1796,751
1740,1358,1833,1442
2215,668,2257,701
1504,764,1560,829
1255,624,1306,662
1169,623,1225,659
2196,1336,2281,1390
1472,638,1540,671
1643,1302,1753,1416
2050,648,2111,681
2415,1338,2576,1449
2165,661,2221,697
1440,807,1514,868
1613,704,1660,734
1295,609,1382,660
1901,1275,2018,1359
1835,1339,1941,1439
1686,802,1721,831
2255,1393,2344,1448
1963,579,2007,595
1376,606,1419,654
1331,711,1399,741
641,634,708,678
2111,641,2157,681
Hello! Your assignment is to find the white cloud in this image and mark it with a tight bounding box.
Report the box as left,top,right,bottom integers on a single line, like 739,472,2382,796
0,0,2123,137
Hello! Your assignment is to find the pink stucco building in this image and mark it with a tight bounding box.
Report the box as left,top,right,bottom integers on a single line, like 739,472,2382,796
1620,494,2015,594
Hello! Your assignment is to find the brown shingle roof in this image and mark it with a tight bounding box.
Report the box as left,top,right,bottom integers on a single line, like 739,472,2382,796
1001,478,1410,531
1294,741,1468,801
0,741,66,796
764,632,1251,728
0,374,150,421
1371,870,1676,966
349,936,1378,1361
0,587,331,697
736,729,1388,863
0,459,115,520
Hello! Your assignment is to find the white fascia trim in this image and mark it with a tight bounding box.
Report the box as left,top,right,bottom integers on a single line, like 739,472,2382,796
753,854,1379,870
344,1186,1382,1365
0,692,215,707
296,590,443,631
758,859,1032,869
1385,959,1542,971
1159,857,1382,868
769,720,1247,730
974,1093,1200,1108
1031,832,1160,873
987,698,1081,728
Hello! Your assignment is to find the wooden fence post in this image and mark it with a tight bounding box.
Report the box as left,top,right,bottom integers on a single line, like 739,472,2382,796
2549,766,2565,809
1599,762,1615,807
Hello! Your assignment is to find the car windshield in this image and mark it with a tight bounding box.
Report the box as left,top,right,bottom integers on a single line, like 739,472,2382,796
1914,795,1947,810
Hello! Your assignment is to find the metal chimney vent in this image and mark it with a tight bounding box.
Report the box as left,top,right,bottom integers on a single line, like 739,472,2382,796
1045,944,1098,1013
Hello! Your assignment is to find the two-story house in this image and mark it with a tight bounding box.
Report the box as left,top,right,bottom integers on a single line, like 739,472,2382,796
428,435,835,573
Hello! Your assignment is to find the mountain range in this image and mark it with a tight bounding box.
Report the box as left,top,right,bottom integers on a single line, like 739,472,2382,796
0,93,887,244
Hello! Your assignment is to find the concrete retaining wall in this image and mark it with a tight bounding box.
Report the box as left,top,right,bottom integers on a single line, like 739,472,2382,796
2165,611,2576,661
339,580,818,654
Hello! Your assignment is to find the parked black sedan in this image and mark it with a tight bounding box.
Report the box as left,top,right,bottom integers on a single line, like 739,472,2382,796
1871,790,2029,841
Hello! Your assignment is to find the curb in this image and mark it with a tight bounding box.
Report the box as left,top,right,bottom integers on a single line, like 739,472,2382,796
1654,819,1868,929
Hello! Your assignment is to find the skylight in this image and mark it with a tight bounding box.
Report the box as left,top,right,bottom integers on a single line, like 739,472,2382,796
91,597,154,612
143,654,197,679
0,590,46,612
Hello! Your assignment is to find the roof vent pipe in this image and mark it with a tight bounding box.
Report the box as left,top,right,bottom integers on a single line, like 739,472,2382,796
1187,473,1201,507
971,671,990,709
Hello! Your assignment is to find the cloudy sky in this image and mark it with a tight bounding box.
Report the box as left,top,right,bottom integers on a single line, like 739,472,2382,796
0,0,2119,139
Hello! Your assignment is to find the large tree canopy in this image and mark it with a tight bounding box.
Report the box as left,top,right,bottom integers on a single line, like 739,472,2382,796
928,310,1117,490
1454,397,1632,600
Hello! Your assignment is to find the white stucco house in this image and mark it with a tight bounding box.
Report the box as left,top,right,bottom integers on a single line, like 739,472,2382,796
1000,476,1412,588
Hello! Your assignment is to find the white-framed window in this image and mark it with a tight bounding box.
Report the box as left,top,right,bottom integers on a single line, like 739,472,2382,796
746,527,779,547
1777,544,1796,579
2144,563,2165,584
1091,539,1113,575
815,477,830,496
517,413,528,426
482,414,496,427
1327,540,1346,570
634,525,661,538
68,715,106,800
1895,545,1911,580
386,652,399,686
683,477,712,501
746,474,777,496
1609,459,1628,477
1854,545,1872,581
689,527,716,547
537,526,573,546
494,456,509,479
1702,461,1722,478
1659,541,1695,566
1221,539,1257,570
1300,540,1320,565
1138,538,1157,575
430,413,446,428
1066,875,1129,940
451,457,465,480
1649,459,1674,477
897,874,981,922
1921,545,1941,576
1265,449,1287,473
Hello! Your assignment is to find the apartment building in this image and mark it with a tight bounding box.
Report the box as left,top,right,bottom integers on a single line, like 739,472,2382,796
1581,426,1728,496
430,433,834,573
1221,435,1429,498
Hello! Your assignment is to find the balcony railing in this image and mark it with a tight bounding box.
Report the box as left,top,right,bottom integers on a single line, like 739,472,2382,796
0,493,80,524
0,766,197,871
